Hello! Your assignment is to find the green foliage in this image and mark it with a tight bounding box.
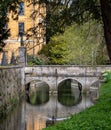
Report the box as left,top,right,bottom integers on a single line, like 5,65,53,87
40,20,108,65
40,39,72,65
0,0,19,51
69,0,101,23
39,0,101,42
0,1,10,51
27,55,45,65
102,71,111,82
45,0,68,42
44,81,111,130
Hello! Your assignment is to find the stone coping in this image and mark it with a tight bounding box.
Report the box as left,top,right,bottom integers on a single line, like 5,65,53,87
0,65,111,69
0,65,23,69
25,65,111,67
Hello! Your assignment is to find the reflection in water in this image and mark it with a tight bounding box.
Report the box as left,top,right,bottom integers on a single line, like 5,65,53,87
58,79,82,106
0,80,97,130
0,102,25,130
26,81,49,105
26,89,49,105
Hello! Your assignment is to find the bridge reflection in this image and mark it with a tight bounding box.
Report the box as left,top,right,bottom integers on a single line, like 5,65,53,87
0,79,97,130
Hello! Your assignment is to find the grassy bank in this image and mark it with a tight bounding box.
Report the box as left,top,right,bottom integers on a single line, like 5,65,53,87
44,81,111,130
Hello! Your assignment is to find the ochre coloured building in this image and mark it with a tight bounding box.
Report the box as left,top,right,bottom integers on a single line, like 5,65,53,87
0,0,46,63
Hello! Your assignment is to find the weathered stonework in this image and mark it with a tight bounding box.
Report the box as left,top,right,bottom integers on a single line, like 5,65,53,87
25,65,111,91
18,46,27,66
0,66,25,114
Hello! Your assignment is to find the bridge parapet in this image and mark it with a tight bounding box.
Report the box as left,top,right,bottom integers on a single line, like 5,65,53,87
25,65,111,91
25,65,106,76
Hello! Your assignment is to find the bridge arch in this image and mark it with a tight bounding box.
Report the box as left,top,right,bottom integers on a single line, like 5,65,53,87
26,79,50,86
58,78,82,86
25,79,50,92
58,78,82,91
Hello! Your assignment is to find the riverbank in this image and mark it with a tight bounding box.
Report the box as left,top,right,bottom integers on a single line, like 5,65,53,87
44,81,111,130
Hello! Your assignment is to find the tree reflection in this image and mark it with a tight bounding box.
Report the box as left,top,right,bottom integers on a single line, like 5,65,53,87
26,82,49,105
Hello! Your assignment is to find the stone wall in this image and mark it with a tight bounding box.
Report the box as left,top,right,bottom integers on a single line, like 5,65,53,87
0,66,25,114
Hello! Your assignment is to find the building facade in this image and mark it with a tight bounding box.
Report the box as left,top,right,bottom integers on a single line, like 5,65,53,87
0,0,46,63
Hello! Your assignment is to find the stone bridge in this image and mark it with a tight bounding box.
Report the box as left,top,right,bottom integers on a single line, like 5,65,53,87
25,65,111,91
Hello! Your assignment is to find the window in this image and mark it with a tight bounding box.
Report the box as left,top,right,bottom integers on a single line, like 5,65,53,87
18,2,24,15
18,22,24,35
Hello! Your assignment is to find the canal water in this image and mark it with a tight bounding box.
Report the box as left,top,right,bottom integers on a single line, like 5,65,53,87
0,79,98,130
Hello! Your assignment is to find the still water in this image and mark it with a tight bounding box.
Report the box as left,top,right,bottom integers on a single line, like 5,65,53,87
0,80,97,130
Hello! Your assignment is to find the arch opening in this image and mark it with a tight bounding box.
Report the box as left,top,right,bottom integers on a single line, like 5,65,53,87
25,80,50,105
58,78,82,106
58,78,82,91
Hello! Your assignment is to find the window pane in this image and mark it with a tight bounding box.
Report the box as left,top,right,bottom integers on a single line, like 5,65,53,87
19,23,24,34
18,2,24,15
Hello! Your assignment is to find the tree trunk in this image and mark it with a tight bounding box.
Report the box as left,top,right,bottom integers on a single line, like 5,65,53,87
100,0,111,62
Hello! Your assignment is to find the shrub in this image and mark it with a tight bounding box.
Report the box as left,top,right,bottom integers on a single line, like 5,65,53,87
102,70,111,82
27,55,45,65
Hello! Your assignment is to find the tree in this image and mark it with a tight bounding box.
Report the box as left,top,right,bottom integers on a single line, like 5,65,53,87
39,0,111,62
67,0,111,62
100,0,111,62
0,0,19,51
0,1,10,51
45,0,67,43
40,21,108,65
